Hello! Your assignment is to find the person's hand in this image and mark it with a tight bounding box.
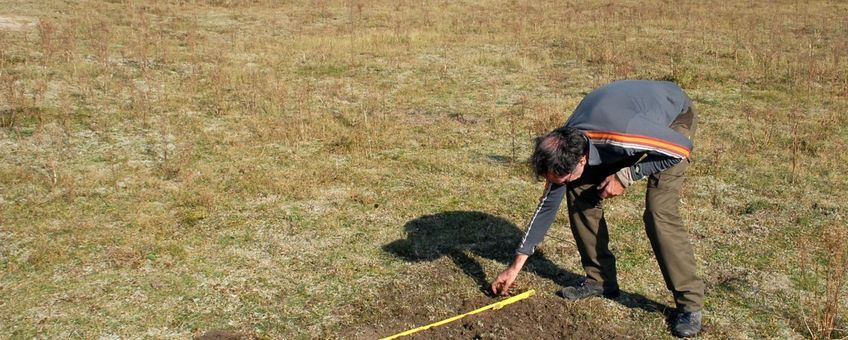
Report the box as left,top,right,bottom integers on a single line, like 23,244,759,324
490,267,519,296
598,174,625,199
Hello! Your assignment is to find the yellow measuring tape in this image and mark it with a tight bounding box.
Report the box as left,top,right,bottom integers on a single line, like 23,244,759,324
379,289,535,340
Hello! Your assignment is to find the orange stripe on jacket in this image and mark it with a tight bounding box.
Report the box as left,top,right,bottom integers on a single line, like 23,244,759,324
585,130,690,158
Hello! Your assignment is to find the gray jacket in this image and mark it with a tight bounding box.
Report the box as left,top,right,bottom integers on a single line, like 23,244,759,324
517,80,693,256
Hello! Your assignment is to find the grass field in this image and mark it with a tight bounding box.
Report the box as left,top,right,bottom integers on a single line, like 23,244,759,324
1,0,847,338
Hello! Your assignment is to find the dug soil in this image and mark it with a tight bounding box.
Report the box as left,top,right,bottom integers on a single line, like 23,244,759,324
362,291,638,339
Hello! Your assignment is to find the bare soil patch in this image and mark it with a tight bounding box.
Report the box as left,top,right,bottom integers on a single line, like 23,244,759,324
196,329,256,340
406,294,630,339
356,285,636,339
0,15,37,31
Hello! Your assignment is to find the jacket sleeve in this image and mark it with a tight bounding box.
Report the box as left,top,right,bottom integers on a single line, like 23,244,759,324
516,181,567,256
629,154,683,180
623,114,692,180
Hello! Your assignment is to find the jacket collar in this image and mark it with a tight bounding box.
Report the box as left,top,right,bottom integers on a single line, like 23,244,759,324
586,134,602,166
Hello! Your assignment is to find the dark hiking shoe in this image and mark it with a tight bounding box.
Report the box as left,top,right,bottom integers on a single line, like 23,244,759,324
672,310,703,338
557,279,620,300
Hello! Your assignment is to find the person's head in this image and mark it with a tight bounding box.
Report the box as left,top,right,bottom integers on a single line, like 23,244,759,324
530,127,588,184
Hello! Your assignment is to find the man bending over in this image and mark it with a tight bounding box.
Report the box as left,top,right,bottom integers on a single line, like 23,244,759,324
491,80,705,338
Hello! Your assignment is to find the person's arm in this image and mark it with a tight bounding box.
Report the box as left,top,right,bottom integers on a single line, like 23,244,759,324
515,181,567,255
598,154,684,198
491,181,566,295
629,155,683,181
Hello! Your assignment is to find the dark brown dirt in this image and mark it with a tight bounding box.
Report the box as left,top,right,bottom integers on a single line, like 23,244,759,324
195,329,256,340
407,294,630,339
357,290,636,340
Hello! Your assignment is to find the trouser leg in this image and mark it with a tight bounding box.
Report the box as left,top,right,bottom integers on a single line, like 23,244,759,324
644,105,704,312
566,180,618,289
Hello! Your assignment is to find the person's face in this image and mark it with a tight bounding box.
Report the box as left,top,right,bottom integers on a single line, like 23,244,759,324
543,155,588,185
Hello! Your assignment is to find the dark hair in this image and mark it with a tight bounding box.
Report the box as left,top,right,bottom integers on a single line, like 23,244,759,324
530,127,587,178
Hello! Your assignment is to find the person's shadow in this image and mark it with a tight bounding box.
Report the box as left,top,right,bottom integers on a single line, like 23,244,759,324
383,211,672,316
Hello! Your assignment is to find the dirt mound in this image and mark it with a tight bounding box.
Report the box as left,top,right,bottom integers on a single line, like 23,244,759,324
196,329,255,340
372,293,633,339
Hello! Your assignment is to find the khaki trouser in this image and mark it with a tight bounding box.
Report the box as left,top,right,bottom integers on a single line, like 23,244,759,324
565,106,704,312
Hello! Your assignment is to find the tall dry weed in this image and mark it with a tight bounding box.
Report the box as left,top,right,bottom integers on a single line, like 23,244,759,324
1,74,21,128
801,223,848,339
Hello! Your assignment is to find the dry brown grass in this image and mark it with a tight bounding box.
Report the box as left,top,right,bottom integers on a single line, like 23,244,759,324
1,0,847,338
